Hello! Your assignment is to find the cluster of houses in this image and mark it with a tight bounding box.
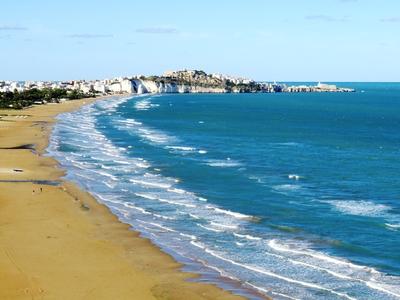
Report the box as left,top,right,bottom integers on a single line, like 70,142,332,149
163,70,253,86
0,77,136,95
0,71,354,96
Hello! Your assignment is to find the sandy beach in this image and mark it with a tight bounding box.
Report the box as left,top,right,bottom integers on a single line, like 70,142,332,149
0,97,245,300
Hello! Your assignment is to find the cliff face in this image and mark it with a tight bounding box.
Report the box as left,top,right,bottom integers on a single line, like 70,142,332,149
132,79,227,94
130,70,355,95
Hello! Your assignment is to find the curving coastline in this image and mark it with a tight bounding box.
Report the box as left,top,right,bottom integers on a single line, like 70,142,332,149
0,96,248,300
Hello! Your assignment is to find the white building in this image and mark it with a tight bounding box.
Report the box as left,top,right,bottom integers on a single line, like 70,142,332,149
121,79,134,93
317,82,337,91
108,82,122,93
93,81,107,93
80,84,92,94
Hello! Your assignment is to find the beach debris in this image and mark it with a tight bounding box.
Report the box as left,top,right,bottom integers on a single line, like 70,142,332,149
80,203,90,211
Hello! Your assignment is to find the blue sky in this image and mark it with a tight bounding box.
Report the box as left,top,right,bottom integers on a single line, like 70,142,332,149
1,0,399,81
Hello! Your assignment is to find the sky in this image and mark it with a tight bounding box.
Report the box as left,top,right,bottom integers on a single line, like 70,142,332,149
0,0,399,82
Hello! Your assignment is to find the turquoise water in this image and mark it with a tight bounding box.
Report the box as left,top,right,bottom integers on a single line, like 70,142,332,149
49,84,400,299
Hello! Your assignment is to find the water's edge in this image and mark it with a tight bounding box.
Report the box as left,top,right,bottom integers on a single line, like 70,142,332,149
46,95,265,300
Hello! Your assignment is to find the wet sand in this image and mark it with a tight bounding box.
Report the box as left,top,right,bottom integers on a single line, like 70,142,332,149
0,97,245,300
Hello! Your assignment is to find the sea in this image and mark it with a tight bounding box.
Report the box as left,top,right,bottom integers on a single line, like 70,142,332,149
48,83,400,300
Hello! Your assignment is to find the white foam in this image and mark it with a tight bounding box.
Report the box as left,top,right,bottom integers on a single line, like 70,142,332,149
166,146,196,152
204,249,357,300
273,184,301,192
288,258,353,280
179,233,197,240
167,188,186,194
137,220,176,232
101,164,114,170
135,193,157,200
157,198,196,208
116,119,177,146
325,200,391,217
210,222,238,230
191,240,206,249
104,181,116,189
366,280,400,298
189,213,201,220
206,159,242,168
91,170,118,180
386,223,400,230
211,207,253,220
288,174,302,180
135,192,195,208
268,240,377,273
151,213,176,220
135,161,150,168
198,224,223,233
233,232,262,241
129,179,172,189
114,160,131,165
74,173,94,181
245,282,300,300
134,99,159,111
122,118,142,125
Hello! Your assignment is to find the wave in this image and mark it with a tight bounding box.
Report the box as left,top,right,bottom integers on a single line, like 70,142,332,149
157,198,196,208
188,213,201,220
233,232,262,241
179,233,197,240
190,240,206,249
137,220,176,233
386,223,400,231
130,179,172,189
266,240,400,297
166,146,196,152
273,184,302,192
198,224,224,233
206,206,255,220
206,158,242,168
167,188,186,194
203,248,357,300
245,282,300,300
134,99,159,111
135,193,157,200
324,200,391,217
268,239,378,273
210,222,239,230
114,118,178,146
120,118,142,126
135,192,196,208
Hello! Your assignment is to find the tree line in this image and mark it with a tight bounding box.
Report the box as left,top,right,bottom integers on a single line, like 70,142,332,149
0,88,93,109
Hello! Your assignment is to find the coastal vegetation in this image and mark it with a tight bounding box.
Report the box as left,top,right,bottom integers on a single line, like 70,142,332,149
0,88,92,109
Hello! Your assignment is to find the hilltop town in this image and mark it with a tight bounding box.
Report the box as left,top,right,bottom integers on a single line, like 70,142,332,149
0,70,355,109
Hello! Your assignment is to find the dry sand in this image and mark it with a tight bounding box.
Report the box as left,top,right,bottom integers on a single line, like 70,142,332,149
0,97,246,300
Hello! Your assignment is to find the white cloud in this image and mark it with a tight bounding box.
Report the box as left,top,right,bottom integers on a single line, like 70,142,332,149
135,27,179,34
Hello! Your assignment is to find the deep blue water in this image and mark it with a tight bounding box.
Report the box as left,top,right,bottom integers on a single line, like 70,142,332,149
48,84,400,300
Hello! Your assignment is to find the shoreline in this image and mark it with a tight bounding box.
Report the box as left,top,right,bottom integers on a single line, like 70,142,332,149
0,95,248,299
